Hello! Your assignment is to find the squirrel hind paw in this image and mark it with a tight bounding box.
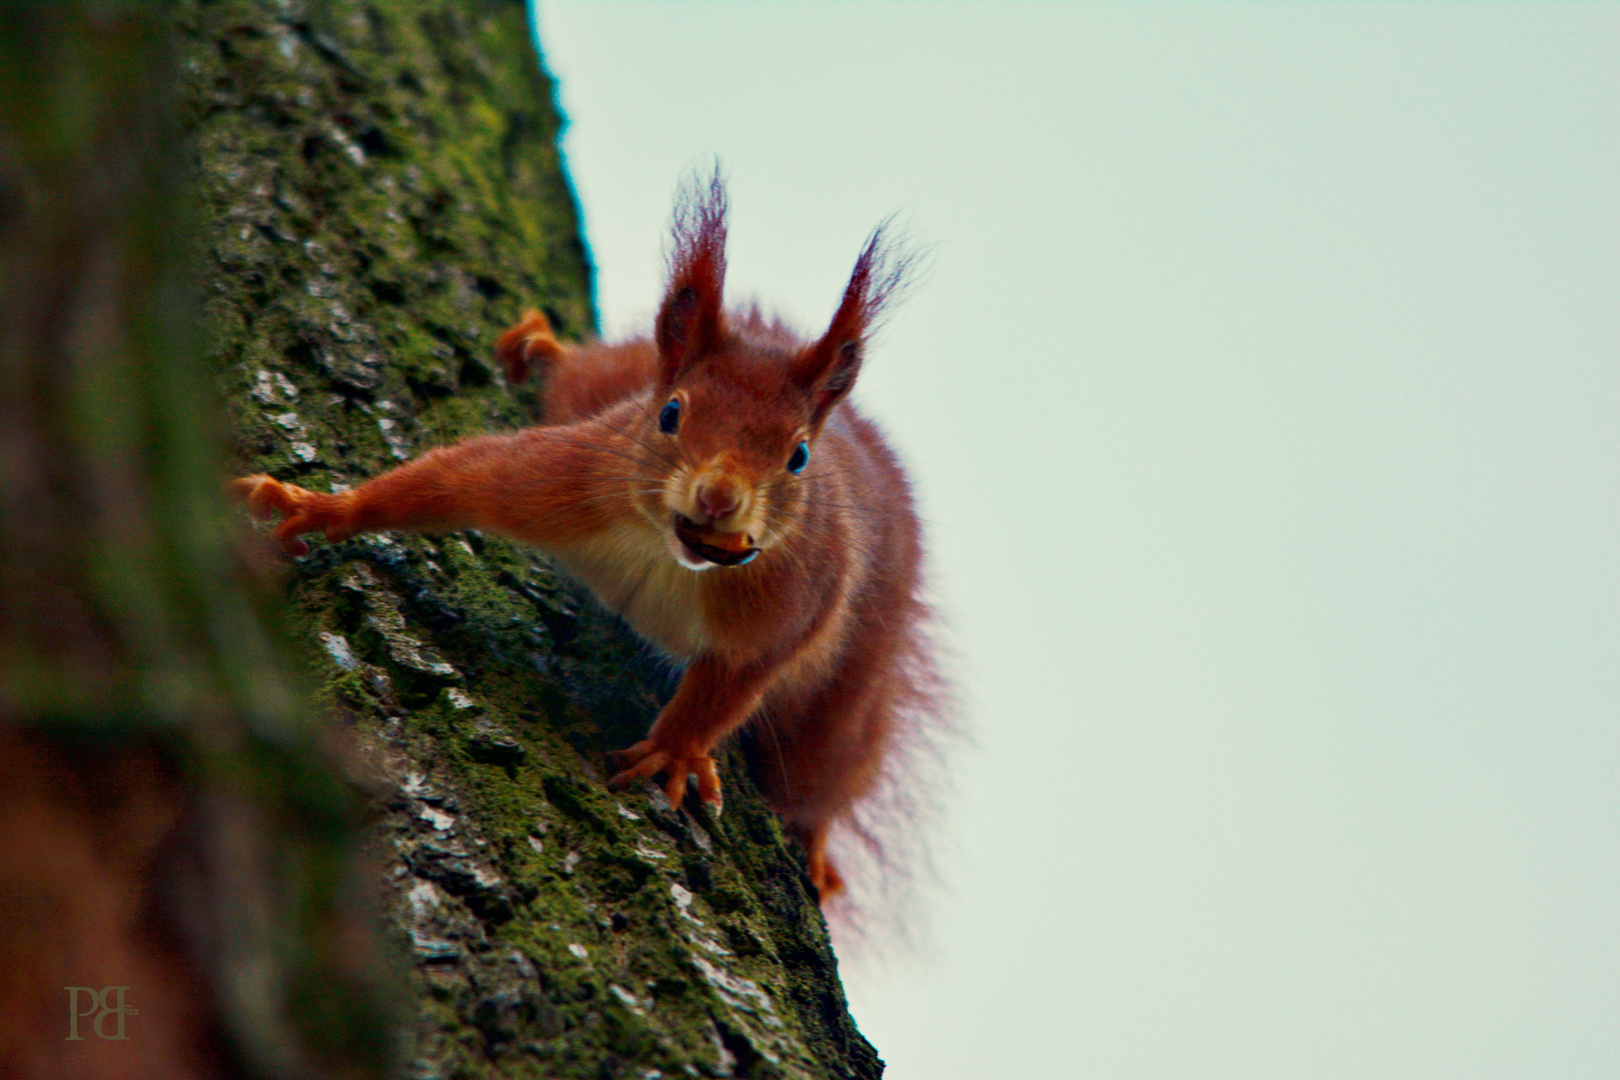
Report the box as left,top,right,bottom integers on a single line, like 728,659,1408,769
796,823,846,905
494,308,565,385
809,852,846,903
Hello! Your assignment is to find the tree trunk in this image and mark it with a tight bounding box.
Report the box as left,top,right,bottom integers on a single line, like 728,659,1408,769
172,1,884,1077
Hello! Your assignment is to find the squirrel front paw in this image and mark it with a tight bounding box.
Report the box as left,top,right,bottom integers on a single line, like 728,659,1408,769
493,308,565,385
231,474,350,556
607,739,723,813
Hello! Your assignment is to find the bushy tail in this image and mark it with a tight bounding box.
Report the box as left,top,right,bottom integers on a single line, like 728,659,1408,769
823,602,961,964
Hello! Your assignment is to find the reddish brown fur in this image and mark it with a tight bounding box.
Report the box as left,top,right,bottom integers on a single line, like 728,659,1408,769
236,176,937,905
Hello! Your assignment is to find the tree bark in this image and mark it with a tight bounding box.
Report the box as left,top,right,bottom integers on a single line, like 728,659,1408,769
172,1,884,1077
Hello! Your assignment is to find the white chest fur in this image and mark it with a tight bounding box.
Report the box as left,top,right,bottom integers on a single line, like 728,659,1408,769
548,522,712,660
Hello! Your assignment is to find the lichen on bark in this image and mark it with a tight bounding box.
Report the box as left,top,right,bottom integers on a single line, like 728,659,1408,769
173,1,883,1076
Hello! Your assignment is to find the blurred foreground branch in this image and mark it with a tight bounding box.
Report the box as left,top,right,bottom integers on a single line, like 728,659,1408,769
0,3,388,1076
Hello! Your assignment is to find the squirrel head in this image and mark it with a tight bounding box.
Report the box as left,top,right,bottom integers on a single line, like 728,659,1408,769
634,171,911,571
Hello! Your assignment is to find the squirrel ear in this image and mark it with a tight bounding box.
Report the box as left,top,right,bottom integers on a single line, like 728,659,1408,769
794,335,864,429
793,222,912,425
656,169,728,384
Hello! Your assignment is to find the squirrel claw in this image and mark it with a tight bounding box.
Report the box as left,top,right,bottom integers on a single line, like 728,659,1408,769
609,740,722,813
230,474,336,555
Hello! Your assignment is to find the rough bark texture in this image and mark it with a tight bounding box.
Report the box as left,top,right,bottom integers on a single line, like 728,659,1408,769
174,1,884,1077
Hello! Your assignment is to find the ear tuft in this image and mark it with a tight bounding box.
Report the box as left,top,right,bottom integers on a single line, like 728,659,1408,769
655,167,729,383
793,220,918,424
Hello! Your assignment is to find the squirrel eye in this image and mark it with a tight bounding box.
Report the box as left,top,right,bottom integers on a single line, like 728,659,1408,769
787,441,810,474
659,398,680,434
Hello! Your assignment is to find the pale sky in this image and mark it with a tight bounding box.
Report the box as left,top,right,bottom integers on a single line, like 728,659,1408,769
534,4,1618,1078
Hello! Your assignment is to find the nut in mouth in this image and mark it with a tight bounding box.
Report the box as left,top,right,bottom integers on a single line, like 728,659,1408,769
672,514,759,567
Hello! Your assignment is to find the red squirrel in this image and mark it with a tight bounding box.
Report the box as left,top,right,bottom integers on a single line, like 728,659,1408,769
234,174,941,906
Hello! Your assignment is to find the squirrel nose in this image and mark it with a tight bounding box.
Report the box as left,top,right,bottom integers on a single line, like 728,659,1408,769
695,482,740,523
